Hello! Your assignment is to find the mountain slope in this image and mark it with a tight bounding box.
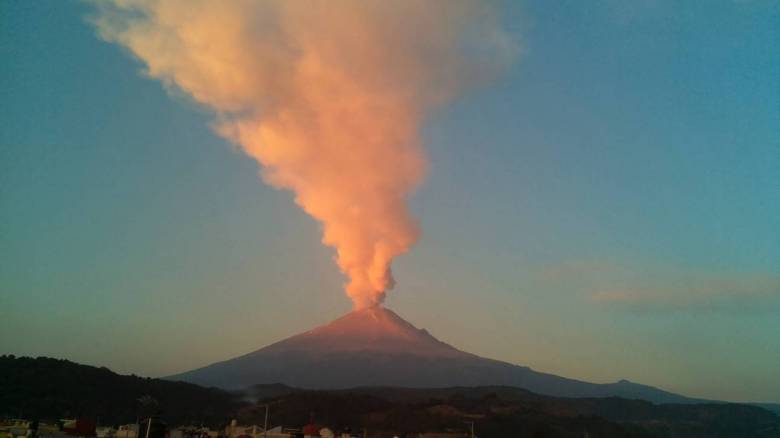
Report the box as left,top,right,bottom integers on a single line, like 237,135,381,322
5,357,777,437
257,306,462,357
168,307,700,404
0,355,241,426
242,388,780,438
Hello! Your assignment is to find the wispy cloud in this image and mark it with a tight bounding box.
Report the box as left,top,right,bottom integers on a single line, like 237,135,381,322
539,260,780,314
591,273,780,314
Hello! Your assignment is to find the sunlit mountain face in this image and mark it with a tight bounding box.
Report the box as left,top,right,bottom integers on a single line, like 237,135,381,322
168,307,700,405
257,306,467,357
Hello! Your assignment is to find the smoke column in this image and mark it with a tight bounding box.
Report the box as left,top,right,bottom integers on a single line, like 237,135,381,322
92,0,515,309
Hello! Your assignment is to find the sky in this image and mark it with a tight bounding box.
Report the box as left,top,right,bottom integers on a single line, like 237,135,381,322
1,0,778,403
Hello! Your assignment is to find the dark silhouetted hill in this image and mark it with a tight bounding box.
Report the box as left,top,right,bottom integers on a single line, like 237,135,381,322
0,355,241,426
2,356,778,437
239,386,780,438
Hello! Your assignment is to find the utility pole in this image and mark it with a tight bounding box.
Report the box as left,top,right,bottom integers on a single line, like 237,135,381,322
464,421,474,438
261,400,283,438
263,404,269,438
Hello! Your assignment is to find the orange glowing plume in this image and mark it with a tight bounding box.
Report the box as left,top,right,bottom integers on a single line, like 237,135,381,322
92,0,515,308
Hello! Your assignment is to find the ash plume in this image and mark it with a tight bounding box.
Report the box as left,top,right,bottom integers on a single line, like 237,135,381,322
91,0,516,308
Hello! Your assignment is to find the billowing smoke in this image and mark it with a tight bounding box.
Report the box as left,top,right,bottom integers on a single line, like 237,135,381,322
92,0,515,309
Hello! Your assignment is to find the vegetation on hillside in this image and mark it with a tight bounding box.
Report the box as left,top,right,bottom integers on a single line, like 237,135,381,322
0,355,240,427
2,356,778,437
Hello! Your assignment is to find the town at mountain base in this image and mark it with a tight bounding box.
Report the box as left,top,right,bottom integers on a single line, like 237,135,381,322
3,355,780,438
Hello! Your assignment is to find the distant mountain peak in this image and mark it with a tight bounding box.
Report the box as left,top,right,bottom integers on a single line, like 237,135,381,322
311,305,411,331
308,306,423,338
169,307,700,405
260,306,465,357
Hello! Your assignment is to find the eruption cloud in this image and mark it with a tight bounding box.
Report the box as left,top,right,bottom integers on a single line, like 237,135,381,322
92,0,515,309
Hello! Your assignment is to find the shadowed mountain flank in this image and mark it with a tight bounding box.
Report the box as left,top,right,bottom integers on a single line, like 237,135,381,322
168,307,699,404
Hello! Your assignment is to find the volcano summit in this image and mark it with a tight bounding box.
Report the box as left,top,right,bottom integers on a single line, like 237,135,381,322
169,307,695,404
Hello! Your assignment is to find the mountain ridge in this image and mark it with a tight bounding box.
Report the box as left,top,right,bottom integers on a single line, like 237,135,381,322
168,306,712,405
5,356,779,438
256,306,466,358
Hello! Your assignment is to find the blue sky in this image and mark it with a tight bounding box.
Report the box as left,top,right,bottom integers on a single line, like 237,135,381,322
1,1,778,402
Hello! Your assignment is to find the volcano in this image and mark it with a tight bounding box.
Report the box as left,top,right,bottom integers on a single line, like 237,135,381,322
169,306,696,404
